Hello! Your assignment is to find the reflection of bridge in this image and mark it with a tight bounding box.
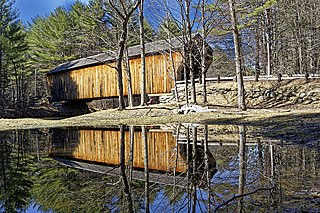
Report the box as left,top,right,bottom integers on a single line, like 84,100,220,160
53,157,189,187
177,139,282,146
50,128,187,173
50,126,218,187
165,125,283,146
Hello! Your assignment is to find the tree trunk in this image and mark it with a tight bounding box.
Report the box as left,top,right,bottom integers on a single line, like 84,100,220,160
119,124,134,213
185,0,196,104
189,50,196,104
164,0,179,102
265,8,272,76
0,48,3,100
203,124,210,211
191,126,197,213
237,125,246,211
183,46,189,105
142,126,150,213
201,0,207,103
128,126,134,181
179,1,189,105
116,21,128,110
254,16,261,81
139,0,147,106
228,0,246,111
0,9,3,101
170,48,179,102
124,45,133,107
109,0,141,110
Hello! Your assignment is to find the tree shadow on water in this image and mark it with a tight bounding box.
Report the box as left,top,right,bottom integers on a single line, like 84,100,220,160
201,112,320,148
251,112,320,147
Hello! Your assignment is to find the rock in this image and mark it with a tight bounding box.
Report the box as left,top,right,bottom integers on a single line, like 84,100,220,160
299,92,306,98
177,104,214,114
276,94,283,100
303,100,312,104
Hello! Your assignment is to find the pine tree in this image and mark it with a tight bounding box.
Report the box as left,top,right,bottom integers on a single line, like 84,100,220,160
0,0,28,108
158,16,181,39
27,7,73,72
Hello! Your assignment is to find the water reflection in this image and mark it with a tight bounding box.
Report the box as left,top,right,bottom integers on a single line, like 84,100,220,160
0,125,319,212
49,125,217,187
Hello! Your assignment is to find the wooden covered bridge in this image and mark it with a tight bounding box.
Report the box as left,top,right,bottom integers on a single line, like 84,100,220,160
47,36,213,105
50,127,186,172
49,126,217,186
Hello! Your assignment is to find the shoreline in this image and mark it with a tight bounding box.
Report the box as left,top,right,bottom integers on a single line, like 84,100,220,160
0,105,319,131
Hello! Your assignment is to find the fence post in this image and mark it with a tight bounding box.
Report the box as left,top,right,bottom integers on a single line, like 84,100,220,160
255,70,259,82
305,72,309,81
277,73,282,82
217,75,220,83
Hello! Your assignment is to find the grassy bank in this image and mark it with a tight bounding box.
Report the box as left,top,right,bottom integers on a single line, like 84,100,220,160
0,105,319,131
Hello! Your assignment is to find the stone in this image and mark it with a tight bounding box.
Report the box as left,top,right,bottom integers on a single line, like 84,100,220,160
303,100,312,104
299,92,306,98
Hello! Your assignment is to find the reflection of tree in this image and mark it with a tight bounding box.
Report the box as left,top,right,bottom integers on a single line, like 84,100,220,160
1,125,315,212
237,125,246,212
142,126,150,213
178,143,217,187
213,125,247,212
119,125,134,213
32,158,118,212
173,125,218,212
203,124,214,212
128,126,134,181
0,131,33,212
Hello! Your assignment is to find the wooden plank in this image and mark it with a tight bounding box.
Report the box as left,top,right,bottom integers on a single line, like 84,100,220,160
50,129,187,173
49,52,187,101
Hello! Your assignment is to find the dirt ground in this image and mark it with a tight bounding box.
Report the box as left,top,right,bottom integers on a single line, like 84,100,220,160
0,103,319,131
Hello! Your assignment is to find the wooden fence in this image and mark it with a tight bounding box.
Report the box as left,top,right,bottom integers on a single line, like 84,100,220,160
177,74,320,84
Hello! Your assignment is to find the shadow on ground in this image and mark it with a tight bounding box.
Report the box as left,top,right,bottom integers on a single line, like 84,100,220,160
201,112,320,148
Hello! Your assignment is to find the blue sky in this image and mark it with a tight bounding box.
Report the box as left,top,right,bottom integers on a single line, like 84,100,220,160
14,0,89,23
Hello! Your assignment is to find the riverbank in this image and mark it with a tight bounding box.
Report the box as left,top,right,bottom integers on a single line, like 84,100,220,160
0,104,319,130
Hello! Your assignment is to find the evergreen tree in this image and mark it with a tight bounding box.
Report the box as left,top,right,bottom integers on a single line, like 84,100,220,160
27,0,114,73
128,17,156,45
27,7,73,72
70,0,113,54
0,0,28,108
158,16,181,39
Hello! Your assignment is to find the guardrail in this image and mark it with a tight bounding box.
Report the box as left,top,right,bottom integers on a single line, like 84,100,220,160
176,74,320,84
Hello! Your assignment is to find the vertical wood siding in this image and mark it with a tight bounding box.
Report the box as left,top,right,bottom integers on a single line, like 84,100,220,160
51,129,187,173
48,52,183,101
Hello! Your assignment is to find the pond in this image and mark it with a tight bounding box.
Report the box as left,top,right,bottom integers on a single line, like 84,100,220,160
0,124,319,212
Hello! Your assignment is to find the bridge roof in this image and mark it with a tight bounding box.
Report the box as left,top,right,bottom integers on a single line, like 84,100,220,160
47,36,184,75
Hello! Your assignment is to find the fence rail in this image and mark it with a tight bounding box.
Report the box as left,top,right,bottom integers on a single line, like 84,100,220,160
176,74,320,84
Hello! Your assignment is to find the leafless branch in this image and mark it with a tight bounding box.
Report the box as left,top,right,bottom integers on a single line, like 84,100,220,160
213,186,276,213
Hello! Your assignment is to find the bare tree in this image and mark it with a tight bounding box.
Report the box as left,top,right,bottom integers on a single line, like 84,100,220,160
185,0,197,104
139,0,147,106
124,45,134,107
119,124,134,212
201,0,207,103
142,126,150,212
237,125,246,211
228,0,246,110
108,0,141,110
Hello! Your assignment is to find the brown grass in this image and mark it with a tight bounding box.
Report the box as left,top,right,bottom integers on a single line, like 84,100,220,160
0,105,319,131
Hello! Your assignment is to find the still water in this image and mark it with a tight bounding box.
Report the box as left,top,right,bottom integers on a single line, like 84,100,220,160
0,124,319,212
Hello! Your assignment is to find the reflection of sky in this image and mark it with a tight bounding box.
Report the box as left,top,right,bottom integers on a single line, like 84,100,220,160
14,0,89,23
26,203,52,213
212,146,262,186
151,189,210,212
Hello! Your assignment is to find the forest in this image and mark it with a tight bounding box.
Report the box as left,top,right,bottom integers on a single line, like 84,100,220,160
0,0,319,115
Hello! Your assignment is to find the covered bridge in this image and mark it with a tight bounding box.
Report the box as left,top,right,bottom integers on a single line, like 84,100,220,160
49,126,217,186
47,36,213,103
